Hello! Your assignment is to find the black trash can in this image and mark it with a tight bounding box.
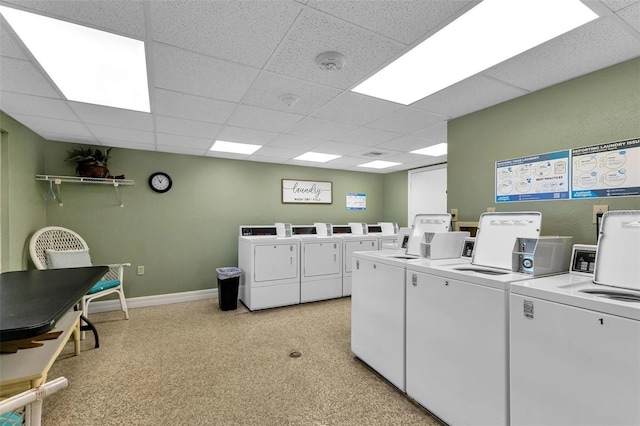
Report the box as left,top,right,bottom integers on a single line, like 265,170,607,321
216,267,241,311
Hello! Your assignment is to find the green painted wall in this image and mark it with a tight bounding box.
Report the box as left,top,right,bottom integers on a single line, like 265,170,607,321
0,112,46,271
382,170,409,227
41,141,388,297
448,58,640,245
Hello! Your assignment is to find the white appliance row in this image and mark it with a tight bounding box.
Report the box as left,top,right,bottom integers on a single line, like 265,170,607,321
237,223,398,310
351,210,640,426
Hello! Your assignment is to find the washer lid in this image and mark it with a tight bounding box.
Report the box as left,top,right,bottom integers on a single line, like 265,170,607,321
594,210,640,291
472,212,542,270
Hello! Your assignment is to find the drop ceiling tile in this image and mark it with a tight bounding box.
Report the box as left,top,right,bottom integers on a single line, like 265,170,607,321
241,71,341,115
69,102,153,130
411,74,528,118
0,24,29,60
245,155,287,164
327,155,371,166
3,0,147,38
0,57,60,98
334,126,401,146
0,92,76,121
287,117,358,140
265,9,405,90
600,0,638,12
616,1,640,31
411,122,448,143
37,131,97,144
484,17,640,92
310,141,364,155
305,0,476,44
161,146,207,156
216,126,279,145
267,134,324,151
9,114,91,137
153,89,236,124
155,116,221,140
101,140,156,151
156,133,211,150
250,145,305,160
385,151,446,164
149,1,302,68
86,123,154,145
312,92,403,126
227,105,304,133
366,107,445,134
374,135,435,152
152,43,260,103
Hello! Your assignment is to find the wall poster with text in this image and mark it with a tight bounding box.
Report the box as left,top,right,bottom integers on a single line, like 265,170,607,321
571,138,640,199
496,150,570,203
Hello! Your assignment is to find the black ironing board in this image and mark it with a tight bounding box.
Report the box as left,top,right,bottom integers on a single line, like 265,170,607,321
0,267,108,342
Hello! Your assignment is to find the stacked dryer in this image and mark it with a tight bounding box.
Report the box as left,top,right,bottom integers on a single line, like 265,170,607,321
510,210,640,426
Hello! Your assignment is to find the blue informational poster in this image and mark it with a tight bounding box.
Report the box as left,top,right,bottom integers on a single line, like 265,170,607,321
346,193,366,210
496,150,570,203
571,138,640,199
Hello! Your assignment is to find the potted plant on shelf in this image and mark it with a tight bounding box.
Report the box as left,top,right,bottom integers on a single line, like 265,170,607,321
65,146,112,178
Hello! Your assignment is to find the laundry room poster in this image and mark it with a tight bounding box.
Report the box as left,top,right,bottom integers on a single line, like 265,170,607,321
496,138,640,203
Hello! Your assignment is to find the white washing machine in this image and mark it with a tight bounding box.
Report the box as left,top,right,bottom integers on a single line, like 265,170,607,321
350,214,457,392
367,223,399,251
238,225,300,311
404,211,543,426
296,227,342,303
510,211,640,426
334,225,379,297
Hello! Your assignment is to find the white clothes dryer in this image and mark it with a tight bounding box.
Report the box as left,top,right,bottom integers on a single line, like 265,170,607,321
238,226,300,311
298,232,342,303
509,211,640,426
333,225,379,297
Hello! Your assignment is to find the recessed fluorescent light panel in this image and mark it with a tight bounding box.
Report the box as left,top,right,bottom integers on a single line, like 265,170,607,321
351,0,598,105
210,140,262,155
358,161,402,169
294,152,341,163
411,143,448,156
0,6,150,112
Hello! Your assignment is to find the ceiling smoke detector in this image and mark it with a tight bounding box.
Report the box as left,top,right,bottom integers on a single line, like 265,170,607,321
315,51,346,72
278,93,300,107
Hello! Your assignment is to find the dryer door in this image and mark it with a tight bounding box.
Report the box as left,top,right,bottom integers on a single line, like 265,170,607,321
303,242,340,277
344,239,379,274
253,243,299,284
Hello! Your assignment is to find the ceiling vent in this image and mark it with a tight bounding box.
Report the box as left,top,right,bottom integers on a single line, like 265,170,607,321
361,151,390,158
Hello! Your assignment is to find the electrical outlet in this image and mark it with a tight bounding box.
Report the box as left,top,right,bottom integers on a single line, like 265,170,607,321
450,208,458,221
137,265,145,276
593,205,608,224
487,207,496,212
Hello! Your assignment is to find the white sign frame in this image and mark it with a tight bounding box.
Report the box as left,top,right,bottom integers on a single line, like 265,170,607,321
281,179,333,204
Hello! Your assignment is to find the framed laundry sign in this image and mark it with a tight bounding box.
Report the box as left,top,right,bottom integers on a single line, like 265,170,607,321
282,179,333,204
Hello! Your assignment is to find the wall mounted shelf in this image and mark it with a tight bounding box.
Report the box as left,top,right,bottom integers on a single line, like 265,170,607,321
36,175,135,207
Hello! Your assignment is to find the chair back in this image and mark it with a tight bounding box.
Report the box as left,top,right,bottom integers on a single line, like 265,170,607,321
29,226,90,270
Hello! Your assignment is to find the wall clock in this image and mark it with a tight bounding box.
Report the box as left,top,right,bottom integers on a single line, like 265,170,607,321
148,172,172,193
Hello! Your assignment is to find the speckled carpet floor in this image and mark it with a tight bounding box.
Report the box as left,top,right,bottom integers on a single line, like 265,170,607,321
44,297,442,425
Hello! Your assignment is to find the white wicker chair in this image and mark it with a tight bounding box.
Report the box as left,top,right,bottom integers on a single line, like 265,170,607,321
0,377,68,426
29,226,130,336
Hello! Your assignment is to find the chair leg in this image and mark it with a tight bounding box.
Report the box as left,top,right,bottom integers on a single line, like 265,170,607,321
118,289,130,319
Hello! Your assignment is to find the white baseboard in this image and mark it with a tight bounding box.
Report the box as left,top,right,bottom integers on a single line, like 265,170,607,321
88,288,218,314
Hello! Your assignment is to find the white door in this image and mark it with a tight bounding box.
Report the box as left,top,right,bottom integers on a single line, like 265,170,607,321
253,243,299,284
343,239,378,274
408,164,447,225
303,241,340,277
